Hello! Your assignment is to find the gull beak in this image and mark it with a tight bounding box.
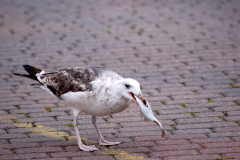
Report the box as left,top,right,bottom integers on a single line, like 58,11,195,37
130,93,165,137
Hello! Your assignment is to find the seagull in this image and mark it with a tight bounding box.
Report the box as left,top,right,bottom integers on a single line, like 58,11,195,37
14,65,165,151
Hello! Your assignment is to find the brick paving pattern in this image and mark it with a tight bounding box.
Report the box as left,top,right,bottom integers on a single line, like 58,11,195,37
0,0,240,159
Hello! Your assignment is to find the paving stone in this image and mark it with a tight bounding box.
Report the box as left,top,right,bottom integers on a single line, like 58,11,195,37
208,132,240,138
155,139,190,146
118,125,171,133
176,117,223,124
0,153,49,160
200,147,240,154
164,154,221,160
10,137,65,143
0,142,41,149
186,102,236,108
213,127,240,133
0,133,28,139
223,153,240,159
228,111,240,116
116,130,165,138
0,140,9,144
41,141,76,147
8,128,35,134
50,151,93,158
160,107,210,115
0,148,13,155
1,0,240,159
111,141,156,149
149,149,199,158
224,116,240,122
176,122,238,130
114,153,149,160
9,108,47,114
202,141,240,148
190,137,233,144
172,128,213,135
72,156,114,160
19,104,57,109
194,112,224,118
171,93,223,100
212,105,240,112
119,147,151,153
133,135,167,142
16,117,56,123
151,143,202,151
15,146,64,154
157,113,194,120
35,158,68,160
29,111,67,118
166,134,207,140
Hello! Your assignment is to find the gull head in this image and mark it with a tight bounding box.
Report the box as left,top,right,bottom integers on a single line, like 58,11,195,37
116,78,165,137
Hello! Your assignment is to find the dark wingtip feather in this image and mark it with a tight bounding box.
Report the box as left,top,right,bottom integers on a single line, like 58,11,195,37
13,65,43,82
13,72,38,81
23,65,42,75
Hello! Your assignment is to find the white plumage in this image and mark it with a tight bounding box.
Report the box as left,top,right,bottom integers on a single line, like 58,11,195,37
14,65,165,151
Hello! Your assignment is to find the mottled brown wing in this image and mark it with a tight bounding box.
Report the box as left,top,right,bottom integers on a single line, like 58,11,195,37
40,67,101,97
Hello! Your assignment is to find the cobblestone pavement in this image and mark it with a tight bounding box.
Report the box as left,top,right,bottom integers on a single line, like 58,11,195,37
0,0,240,159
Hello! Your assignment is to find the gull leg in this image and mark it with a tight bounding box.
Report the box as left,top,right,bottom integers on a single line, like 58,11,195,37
92,116,121,146
73,112,98,151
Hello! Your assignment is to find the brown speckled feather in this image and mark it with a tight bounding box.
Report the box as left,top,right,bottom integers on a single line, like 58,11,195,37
40,67,106,97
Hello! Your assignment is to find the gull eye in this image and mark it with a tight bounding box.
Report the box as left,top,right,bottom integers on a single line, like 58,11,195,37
143,99,147,106
125,84,130,89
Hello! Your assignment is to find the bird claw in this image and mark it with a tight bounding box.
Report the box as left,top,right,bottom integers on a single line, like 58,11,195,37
78,143,99,151
100,139,121,146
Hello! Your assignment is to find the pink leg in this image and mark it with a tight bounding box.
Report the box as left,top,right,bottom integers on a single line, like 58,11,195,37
73,116,98,151
92,116,121,146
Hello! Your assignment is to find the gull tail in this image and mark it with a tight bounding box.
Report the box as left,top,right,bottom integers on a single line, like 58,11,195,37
13,65,43,82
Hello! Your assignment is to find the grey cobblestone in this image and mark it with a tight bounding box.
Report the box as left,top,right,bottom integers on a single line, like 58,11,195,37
1,0,240,159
